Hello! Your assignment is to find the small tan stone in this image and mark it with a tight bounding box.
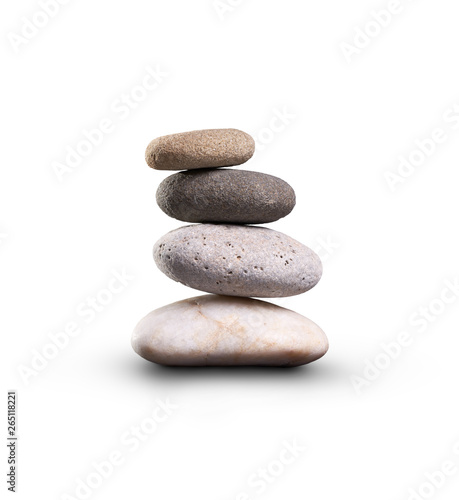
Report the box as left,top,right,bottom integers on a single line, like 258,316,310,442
145,129,255,170
131,294,328,367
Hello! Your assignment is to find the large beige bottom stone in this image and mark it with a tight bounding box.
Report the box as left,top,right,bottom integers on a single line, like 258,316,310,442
132,294,328,367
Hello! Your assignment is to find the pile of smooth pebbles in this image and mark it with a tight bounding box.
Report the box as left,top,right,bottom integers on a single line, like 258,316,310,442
131,129,328,367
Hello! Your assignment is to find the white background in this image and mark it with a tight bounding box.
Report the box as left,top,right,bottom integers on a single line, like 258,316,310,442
2,1,459,499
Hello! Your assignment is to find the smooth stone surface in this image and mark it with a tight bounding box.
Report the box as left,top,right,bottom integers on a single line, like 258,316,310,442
153,225,322,298
145,129,255,170
156,168,296,224
131,294,328,367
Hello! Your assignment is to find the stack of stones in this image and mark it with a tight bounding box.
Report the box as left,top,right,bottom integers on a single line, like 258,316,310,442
131,129,328,367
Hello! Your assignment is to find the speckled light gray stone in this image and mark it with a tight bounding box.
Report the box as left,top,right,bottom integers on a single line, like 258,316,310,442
145,129,255,170
156,169,296,224
131,294,329,367
153,225,322,298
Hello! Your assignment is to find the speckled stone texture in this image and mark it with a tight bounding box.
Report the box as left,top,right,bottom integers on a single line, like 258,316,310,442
153,224,322,298
156,169,296,224
145,129,255,170
131,294,328,367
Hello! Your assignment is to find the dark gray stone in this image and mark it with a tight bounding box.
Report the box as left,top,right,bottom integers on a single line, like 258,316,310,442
156,169,296,224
